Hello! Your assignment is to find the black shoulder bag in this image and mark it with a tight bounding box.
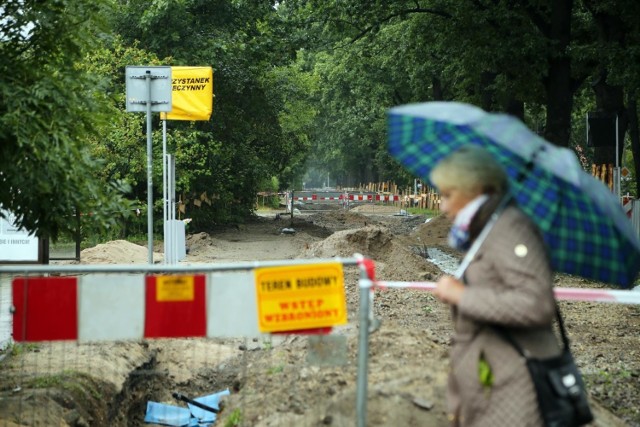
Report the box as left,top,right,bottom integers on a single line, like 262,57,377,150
494,307,594,427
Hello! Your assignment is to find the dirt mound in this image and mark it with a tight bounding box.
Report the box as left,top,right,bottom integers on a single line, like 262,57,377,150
301,225,442,281
186,232,217,255
410,215,451,247
306,210,381,231
80,240,162,264
350,204,403,214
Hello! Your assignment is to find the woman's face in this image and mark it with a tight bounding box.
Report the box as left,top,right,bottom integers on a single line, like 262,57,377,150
438,186,479,220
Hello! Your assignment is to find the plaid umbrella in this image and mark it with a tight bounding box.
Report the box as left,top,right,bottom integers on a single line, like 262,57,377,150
388,102,640,288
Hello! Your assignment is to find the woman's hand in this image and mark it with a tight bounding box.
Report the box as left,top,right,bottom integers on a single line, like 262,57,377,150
433,275,465,306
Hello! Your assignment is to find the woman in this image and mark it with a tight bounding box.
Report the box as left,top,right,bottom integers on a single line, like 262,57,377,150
430,145,561,427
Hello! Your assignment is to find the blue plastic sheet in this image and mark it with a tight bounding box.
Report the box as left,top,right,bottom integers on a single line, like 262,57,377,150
144,389,230,426
143,401,191,426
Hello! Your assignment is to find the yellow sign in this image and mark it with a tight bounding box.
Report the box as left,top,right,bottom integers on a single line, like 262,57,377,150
255,263,347,332
161,66,213,121
156,275,195,301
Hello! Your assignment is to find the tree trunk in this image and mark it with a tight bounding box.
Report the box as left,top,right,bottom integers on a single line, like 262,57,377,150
591,76,627,166
432,76,444,101
583,1,629,168
543,0,573,147
480,71,496,112
504,99,525,121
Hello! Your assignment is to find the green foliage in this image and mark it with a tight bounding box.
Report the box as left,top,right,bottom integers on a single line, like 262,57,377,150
266,364,285,375
5,342,40,358
4,0,640,234
223,408,242,427
281,0,640,186
407,207,439,216
0,0,133,239
103,0,312,230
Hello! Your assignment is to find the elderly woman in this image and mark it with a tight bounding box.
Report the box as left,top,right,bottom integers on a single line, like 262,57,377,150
430,145,561,427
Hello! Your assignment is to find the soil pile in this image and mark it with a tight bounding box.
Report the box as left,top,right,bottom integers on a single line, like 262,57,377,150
80,240,162,264
301,225,443,282
411,215,451,247
186,232,217,255
306,210,380,231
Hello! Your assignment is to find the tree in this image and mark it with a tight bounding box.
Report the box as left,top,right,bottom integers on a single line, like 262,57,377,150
108,0,314,227
279,0,640,194
0,0,132,239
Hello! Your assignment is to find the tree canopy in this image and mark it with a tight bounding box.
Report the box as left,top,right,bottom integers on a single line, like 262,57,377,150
0,0,132,239
1,0,639,238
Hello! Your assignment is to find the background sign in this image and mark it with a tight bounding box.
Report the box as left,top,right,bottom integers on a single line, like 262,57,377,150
161,66,213,121
125,66,172,113
254,263,347,333
0,210,39,262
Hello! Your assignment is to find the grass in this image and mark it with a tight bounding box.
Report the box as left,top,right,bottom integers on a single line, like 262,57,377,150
407,207,440,216
224,408,242,427
6,343,40,357
262,338,273,351
266,364,284,375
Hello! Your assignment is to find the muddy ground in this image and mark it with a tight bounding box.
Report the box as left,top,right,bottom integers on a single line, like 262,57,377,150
0,204,639,426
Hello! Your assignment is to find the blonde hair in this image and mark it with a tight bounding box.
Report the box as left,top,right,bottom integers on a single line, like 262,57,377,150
429,145,508,196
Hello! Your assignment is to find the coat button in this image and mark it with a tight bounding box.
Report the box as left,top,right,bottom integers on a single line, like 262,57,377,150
514,244,528,257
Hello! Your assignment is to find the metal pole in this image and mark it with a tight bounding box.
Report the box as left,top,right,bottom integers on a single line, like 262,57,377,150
75,208,81,261
163,119,167,264
615,114,621,200
166,154,173,264
146,71,154,265
170,156,177,263
356,270,371,427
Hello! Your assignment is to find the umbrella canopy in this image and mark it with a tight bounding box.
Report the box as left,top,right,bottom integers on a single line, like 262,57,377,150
388,102,640,288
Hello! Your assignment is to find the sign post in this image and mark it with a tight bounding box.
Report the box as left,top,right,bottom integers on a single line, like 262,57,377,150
125,66,172,264
160,66,213,264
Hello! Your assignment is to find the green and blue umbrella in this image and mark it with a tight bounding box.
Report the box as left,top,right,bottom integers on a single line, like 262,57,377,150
388,102,640,288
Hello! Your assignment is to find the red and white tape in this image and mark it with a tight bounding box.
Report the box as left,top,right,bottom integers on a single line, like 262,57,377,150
361,279,640,305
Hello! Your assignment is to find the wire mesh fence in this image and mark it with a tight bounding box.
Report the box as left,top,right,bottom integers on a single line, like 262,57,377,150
0,261,362,427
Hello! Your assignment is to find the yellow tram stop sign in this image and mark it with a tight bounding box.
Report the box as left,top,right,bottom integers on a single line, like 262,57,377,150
254,263,347,333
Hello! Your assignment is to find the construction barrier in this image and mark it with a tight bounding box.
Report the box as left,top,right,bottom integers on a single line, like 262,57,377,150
6,255,635,426
0,259,360,426
290,193,400,202
284,190,442,213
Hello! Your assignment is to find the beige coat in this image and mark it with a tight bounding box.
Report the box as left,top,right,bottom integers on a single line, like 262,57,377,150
447,205,561,427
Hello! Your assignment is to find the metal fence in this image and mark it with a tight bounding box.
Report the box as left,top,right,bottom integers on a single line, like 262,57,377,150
0,259,376,427
3,256,639,427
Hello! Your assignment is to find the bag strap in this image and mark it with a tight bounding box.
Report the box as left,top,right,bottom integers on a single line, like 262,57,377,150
493,303,570,359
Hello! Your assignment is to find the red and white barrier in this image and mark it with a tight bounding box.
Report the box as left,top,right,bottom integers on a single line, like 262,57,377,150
292,195,343,201
292,193,401,202
9,263,351,342
362,279,640,305
11,273,261,342
347,194,399,201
